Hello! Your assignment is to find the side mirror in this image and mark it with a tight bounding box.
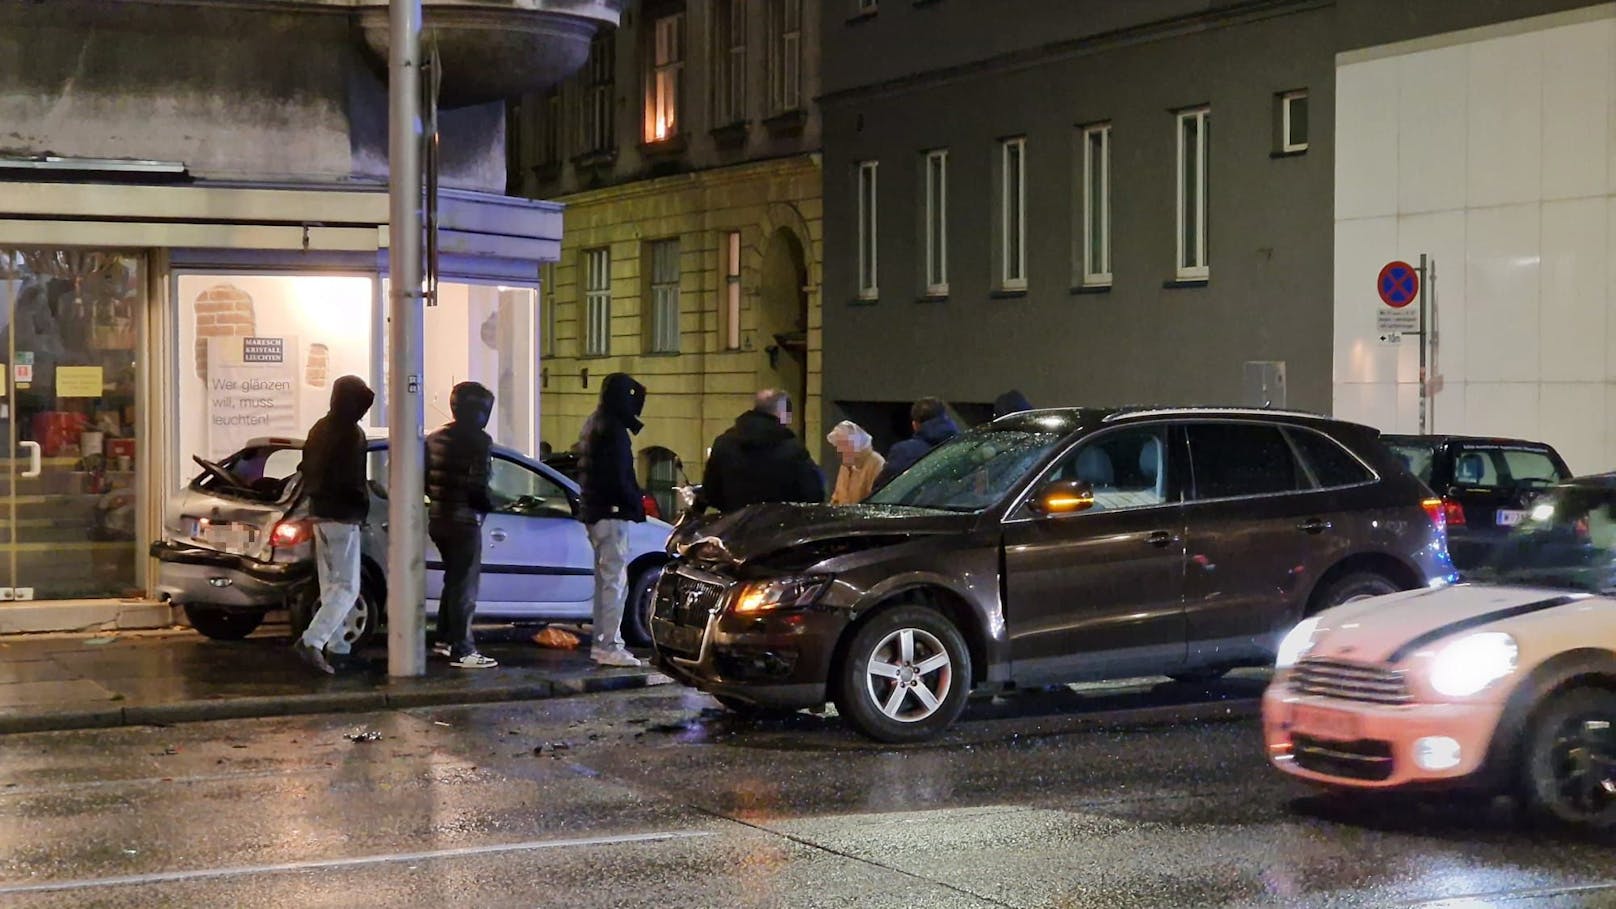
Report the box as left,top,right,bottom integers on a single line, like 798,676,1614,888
1029,480,1095,517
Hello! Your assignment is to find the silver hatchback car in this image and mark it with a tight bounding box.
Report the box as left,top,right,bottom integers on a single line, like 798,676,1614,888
152,435,672,648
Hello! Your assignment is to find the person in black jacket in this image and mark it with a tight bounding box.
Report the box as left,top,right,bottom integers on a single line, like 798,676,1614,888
698,389,825,514
294,375,375,675
578,373,648,669
873,397,960,492
425,382,498,669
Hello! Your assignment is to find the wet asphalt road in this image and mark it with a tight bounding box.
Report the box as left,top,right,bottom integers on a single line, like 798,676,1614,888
1,675,1613,909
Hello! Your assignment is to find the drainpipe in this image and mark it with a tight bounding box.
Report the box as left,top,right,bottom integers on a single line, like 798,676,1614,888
387,0,426,678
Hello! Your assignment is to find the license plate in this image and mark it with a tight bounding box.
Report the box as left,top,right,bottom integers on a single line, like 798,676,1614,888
653,620,703,655
1290,703,1361,741
1497,509,1526,527
196,521,254,553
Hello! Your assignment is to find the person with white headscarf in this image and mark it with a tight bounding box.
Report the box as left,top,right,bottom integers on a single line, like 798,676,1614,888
827,421,884,505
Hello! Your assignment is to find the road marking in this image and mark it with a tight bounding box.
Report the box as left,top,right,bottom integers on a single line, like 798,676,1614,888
1407,880,1616,907
0,830,714,895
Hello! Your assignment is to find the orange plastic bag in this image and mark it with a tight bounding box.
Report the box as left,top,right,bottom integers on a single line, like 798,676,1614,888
532,627,582,650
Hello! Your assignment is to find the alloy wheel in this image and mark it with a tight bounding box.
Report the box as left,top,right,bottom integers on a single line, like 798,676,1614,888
863,627,954,723
1547,713,1616,821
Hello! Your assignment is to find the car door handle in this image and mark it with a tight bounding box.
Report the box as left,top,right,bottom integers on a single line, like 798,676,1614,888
489,529,508,543
1297,519,1332,535
1146,531,1177,548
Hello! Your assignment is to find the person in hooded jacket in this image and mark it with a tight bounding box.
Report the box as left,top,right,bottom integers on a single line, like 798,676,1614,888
425,382,498,669
294,375,375,675
578,373,649,669
993,390,1033,420
698,389,825,513
827,420,883,505
873,397,959,491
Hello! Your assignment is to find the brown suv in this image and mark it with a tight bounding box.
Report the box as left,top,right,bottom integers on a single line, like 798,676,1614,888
651,408,1458,742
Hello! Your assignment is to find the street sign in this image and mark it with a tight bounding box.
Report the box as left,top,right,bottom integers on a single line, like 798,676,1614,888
1378,331,1403,346
1376,260,1421,332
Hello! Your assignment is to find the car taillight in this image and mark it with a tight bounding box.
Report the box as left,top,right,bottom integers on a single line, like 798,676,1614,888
271,520,312,548
642,494,662,521
1422,498,1447,531
1442,498,1466,527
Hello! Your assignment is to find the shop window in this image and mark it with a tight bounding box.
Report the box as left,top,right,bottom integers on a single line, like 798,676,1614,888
422,283,538,455
647,239,681,354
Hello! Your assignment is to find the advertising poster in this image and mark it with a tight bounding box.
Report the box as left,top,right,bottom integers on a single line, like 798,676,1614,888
206,335,301,460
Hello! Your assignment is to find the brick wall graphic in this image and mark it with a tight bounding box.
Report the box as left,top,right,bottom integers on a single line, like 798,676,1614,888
306,343,330,387
193,284,257,379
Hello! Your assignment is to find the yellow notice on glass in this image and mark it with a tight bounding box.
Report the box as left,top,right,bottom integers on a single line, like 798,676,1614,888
56,366,105,398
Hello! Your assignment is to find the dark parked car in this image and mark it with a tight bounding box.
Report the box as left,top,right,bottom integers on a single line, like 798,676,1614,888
1382,435,1572,571
650,408,1458,742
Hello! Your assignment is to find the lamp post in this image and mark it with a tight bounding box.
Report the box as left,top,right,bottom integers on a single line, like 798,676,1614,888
386,0,426,678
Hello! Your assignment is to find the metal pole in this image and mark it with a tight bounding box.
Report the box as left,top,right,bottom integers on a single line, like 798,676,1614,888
1417,253,1429,435
387,0,426,678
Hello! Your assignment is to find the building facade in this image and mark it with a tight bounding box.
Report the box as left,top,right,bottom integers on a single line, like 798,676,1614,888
510,0,824,501
0,0,614,631
819,0,1611,467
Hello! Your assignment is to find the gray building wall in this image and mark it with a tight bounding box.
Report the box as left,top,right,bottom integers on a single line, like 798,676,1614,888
818,0,1607,443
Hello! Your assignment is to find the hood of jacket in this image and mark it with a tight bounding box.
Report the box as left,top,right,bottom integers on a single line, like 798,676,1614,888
449,381,494,430
329,375,375,424
915,413,960,447
731,409,796,450
993,390,1033,419
600,372,646,434
827,420,872,453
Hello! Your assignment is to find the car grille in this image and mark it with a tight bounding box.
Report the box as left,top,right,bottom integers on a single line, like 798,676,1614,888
1291,734,1395,782
1292,658,1411,705
652,566,730,658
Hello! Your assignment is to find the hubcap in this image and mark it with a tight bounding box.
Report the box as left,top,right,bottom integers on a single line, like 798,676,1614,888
1549,714,1616,819
339,595,370,645
863,627,952,724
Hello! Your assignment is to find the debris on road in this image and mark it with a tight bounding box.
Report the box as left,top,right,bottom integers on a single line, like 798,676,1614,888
345,731,383,743
532,627,581,650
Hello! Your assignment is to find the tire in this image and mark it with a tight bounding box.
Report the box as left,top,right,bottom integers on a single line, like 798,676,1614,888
621,564,663,648
714,695,800,720
290,580,382,651
833,605,972,744
1520,686,1616,833
184,604,264,641
1313,571,1400,611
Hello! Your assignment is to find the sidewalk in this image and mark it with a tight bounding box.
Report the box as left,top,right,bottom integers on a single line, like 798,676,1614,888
0,625,668,735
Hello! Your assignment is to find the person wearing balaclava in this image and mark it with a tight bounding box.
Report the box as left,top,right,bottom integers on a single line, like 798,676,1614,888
425,381,498,669
827,421,884,505
295,375,376,675
578,373,649,668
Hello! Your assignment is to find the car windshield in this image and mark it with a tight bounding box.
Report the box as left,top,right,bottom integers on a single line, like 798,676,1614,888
1386,442,1435,485
866,427,1066,512
1471,486,1616,593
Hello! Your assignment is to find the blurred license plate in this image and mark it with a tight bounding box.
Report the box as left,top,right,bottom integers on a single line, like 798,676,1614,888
1496,509,1526,527
654,621,702,655
1290,704,1360,741
196,521,253,552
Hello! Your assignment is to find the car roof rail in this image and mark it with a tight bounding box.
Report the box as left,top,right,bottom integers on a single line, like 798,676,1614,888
1102,406,1332,423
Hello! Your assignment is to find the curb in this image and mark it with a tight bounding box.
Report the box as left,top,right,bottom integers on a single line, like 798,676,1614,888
0,672,666,736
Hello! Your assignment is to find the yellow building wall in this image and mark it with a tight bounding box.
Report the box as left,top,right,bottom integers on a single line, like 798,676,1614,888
540,155,824,487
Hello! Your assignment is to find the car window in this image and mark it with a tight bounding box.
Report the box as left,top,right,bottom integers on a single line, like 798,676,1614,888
1452,448,1504,488
1287,428,1374,489
1501,449,1564,485
489,458,574,518
1386,442,1435,485
866,427,1065,512
1039,426,1169,512
1186,422,1307,500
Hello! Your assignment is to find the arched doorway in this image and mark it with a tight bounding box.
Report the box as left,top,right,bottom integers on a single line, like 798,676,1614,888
758,227,809,439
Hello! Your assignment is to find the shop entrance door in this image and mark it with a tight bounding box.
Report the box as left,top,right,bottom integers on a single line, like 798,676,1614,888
0,249,144,602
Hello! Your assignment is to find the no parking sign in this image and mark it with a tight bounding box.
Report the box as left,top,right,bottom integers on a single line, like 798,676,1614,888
1376,260,1421,336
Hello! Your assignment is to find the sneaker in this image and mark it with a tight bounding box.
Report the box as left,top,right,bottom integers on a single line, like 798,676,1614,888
591,647,644,669
431,642,452,659
450,652,499,670
293,640,335,675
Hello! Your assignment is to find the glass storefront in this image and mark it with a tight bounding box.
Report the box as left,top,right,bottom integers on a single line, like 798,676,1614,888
0,248,143,601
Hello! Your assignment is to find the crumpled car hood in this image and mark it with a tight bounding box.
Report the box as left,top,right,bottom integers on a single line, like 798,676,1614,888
674,502,970,566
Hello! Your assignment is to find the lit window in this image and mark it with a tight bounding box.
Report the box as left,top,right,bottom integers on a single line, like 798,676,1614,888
580,33,615,154
583,248,611,357
724,231,743,350
768,0,803,114
1279,90,1308,154
999,137,1027,290
924,149,948,295
648,239,681,354
1176,107,1209,280
713,0,747,125
1081,123,1111,286
857,161,879,300
540,262,557,358
649,13,684,143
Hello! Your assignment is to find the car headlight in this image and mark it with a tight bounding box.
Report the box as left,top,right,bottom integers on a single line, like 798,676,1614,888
729,576,831,615
1428,632,1517,697
1276,617,1322,670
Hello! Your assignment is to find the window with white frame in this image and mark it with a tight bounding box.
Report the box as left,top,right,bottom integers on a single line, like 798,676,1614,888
1081,124,1111,286
999,137,1027,290
724,231,743,350
580,33,615,155
1279,90,1308,153
857,161,879,299
540,262,557,358
1176,107,1209,280
647,239,681,354
712,0,746,125
768,0,802,114
924,149,949,295
583,248,612,357
648,12,684,142
855,0,878,12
